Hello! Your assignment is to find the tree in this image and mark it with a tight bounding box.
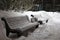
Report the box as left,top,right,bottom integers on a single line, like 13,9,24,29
0,0,33,11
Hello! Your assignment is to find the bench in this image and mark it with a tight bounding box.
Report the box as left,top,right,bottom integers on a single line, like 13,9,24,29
1,15,39,38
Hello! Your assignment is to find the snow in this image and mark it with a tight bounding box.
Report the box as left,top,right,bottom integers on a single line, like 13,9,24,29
0,10,60,40
23,11,51,22
23,11,60,40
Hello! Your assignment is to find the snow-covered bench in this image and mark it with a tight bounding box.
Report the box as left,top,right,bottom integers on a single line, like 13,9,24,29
1,15,39,38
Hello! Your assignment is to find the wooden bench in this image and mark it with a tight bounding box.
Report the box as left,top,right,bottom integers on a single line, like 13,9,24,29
1,15,39,38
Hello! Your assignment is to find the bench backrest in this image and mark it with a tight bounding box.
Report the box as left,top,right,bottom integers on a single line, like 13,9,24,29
4,15,29,29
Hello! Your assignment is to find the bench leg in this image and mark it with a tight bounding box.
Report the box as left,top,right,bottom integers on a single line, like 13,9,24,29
35,25,39,28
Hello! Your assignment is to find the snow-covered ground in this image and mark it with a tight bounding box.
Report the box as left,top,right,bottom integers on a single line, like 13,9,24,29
0,11,60,40
17,11,60,40
20,11,60,40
